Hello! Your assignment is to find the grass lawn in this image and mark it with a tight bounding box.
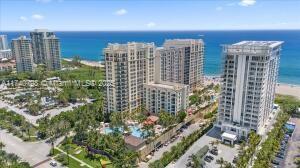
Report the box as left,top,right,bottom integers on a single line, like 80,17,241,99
53,148,89,168
57,143,113,168
53,61,105,81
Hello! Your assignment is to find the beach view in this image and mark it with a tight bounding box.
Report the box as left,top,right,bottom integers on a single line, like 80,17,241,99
0,0,300,168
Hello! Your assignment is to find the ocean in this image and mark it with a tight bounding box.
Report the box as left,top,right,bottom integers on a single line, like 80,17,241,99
2,30,300,85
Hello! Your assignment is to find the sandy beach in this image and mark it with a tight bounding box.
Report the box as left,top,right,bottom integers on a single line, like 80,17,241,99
63,58,104,68
276,84,300,99
204,76,300,99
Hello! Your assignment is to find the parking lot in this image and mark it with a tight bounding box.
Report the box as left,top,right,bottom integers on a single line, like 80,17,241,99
203,142,238,168
167,127,239,168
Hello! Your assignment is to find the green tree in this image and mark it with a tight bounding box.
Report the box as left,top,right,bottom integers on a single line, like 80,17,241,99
176,110,187,123
0,142,5,150
72,55,81,66
158,111,176,127
109,112,125,131
216,157,226,168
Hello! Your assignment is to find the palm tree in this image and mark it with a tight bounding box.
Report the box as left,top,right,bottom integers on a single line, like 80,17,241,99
0,142,5,150
64,136,71,166
216,157,225,168
223,161,234,168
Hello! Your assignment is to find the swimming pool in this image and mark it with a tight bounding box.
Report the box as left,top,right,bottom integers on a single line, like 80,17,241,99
104,125,145,138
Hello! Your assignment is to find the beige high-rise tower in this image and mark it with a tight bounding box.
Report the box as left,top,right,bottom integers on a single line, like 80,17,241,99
43,35,62,70
104,42,155,113
11,36,35,72
156,39,204,90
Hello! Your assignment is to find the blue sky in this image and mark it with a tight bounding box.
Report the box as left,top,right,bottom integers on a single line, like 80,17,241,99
1,0,300,31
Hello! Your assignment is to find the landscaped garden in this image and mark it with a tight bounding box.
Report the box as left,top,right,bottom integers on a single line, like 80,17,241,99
235,131,261,168
52,141,113,168
0,108,38,141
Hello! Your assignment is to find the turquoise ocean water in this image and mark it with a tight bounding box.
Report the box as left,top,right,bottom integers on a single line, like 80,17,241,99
2,30,300,85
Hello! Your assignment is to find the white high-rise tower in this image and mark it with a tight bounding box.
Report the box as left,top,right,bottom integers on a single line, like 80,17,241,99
216,41,283,141
0,35,9,50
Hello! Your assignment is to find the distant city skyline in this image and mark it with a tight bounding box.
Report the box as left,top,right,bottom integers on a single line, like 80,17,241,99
1,0,300,31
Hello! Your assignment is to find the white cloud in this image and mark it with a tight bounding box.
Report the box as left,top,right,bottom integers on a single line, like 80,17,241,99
19,16,28,22
114,9,127,16
216,6,223,11
146,22,156,28
239,0,256,7
32,14,44,20
36,0,52,3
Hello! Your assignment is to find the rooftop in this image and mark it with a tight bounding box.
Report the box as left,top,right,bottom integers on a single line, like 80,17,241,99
145,81,188,90
12,36,30,41
124,135,145,147
32,29,52,32
143,115,159,125
221,132,237,140
104,42,154,52
163,39,204,49
233,41,284,48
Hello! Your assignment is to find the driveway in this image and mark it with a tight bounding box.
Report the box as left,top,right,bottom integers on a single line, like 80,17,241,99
284,118,300,168
0,129,64,167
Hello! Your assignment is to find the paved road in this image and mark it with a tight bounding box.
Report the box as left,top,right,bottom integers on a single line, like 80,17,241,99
139,121,202,168
0,100,84,125
0,129,64,167
284,118,300,168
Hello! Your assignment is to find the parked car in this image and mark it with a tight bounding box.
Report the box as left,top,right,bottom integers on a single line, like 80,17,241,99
277,151,284,156
207,155,214,160
233,157,238,163
186,161,193,167
271,159,280,165
204,156,212,163
276,153,284,159
210,149,218,155
50,161,57,167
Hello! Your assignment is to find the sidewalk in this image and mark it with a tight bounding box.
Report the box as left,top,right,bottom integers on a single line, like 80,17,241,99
55,147,93,168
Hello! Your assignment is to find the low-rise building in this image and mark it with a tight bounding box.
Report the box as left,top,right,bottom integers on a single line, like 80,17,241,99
144,81,189,115
0,49,12,59
0,60,16,72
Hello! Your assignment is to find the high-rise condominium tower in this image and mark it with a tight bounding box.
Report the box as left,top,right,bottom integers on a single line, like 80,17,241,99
12,36,35,72
104,42,155,113
156,39,204,90
216,41,283,140
30,29,54,64
43,35,62,70
0,35,9,50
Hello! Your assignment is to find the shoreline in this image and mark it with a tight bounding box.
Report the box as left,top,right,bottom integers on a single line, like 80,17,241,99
62,59,300,99
63,58,104,68
204,75,300,99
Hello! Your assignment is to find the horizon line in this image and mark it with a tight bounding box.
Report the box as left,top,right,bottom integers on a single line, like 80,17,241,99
1,29,300,32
